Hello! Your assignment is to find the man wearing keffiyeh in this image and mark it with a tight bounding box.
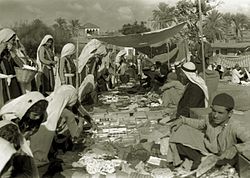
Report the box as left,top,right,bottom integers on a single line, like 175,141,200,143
176,61,209,118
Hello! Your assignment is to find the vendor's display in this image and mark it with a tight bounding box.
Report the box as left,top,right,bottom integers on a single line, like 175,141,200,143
98,91,163,112
59,89,244,178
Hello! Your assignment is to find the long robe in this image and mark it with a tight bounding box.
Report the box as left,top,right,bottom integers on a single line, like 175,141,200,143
58,56,77,87
177,82,205,118
38,46,55,93
0,52,22,107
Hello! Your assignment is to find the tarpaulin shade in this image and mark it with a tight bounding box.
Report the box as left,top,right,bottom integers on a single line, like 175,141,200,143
141,40,188,64
94,22,186,48
136,43,177,58
216,55,250,68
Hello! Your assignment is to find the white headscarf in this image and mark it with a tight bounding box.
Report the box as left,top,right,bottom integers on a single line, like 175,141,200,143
0,136,16,173
60,43,75,59
43,85,78,131
78,74,95,102
0,92,46,121
115,49,126,67
54,43,76,89
0,28,15,43
78,39,106,73
181,62,209,107
0,120,34,172
36,35,54,72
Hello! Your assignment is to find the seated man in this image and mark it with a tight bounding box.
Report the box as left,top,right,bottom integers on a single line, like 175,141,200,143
175,62,209,118
231,64,244,84
160,72,184,107
168,93,250,171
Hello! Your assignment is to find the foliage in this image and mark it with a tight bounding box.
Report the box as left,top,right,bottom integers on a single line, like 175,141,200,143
150,0,213,43
69,19,81,37
52,18,72,55
221,13,233,39
13,19,53,58
151,0,250,43
152,2,177,29
119,21,151,35
231,13,249,39
203,10,224,42
13,18,79,58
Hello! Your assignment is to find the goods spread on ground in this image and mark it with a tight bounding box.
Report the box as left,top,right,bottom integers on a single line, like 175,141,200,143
57,90,240,178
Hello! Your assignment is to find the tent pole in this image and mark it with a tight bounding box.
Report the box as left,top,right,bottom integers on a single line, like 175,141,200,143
167,42,170,69
198,0,206,80
184,38,188,62
76,32,79,91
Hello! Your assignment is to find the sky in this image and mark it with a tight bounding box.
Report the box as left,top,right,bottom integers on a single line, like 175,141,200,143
0,0,250,31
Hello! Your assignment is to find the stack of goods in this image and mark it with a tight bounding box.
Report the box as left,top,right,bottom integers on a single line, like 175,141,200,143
98,91,164,112
135,94,163,110
71,140,176,177
119,81,136,89
98,93,133,111
69,118,240,177
72,152,122,175
92,112,139,144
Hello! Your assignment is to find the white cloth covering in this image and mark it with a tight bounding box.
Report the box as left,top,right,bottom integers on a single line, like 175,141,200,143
55,43,76,89
36,35,54,72
43,85,78,131
78,39,106,73
231,68,244,84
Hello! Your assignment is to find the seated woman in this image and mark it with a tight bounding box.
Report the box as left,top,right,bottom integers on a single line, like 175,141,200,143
78,74,97,108
96,68,108,92
0,121,39,178
30,84,96,167
0,92,48,178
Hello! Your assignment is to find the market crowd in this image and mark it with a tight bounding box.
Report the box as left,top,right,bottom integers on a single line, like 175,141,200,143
0,27,250,178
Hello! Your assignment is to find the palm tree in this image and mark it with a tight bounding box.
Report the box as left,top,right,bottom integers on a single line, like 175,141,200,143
69,19,81,37
203,10,224,42
151,2,176,30
174,0,213,42
54,17,67,30
221,13,233,39
231,13,249,39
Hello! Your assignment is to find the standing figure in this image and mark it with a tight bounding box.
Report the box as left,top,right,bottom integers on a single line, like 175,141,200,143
57,43,76,87
0,28,23,107
37,35,56,94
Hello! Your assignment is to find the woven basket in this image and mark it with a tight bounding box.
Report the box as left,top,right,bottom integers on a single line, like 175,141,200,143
14,67,37,83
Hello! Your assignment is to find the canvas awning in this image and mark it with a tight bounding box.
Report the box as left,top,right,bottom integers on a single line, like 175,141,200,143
94,22,186,48
216,55,250,68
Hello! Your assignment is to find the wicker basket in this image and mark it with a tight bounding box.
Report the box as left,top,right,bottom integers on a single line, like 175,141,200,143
14,67,37,83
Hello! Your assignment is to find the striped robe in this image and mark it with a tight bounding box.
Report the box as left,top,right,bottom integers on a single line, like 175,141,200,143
58,56,77,87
